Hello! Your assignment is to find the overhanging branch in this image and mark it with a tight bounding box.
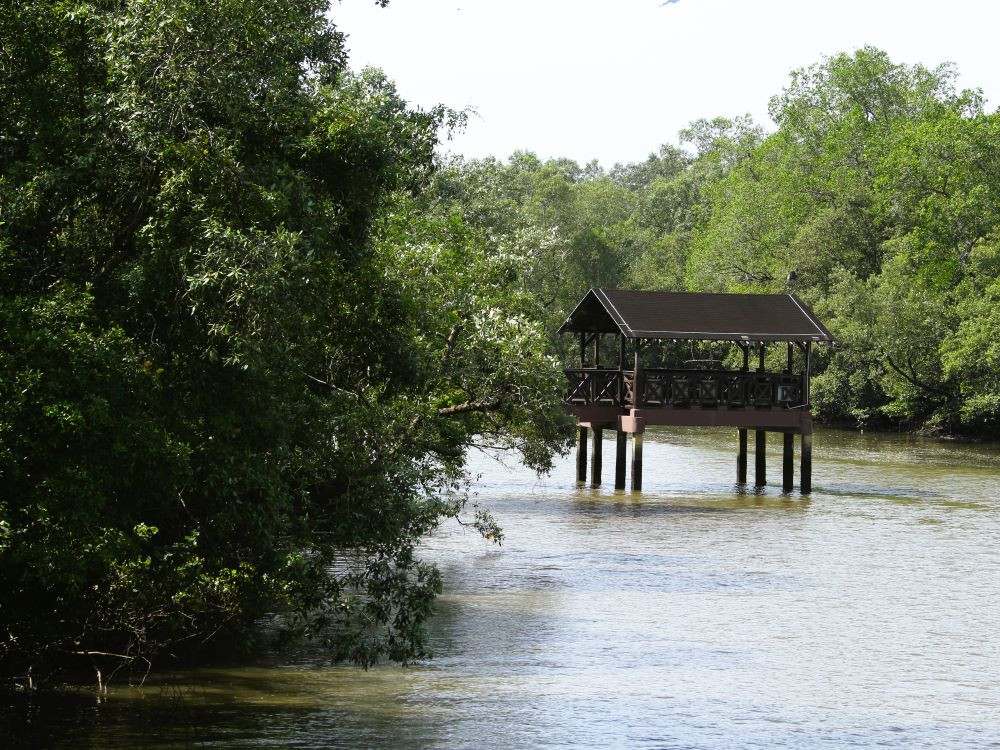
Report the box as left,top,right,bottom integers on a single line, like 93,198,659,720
437,399,500,416
884,354,950,396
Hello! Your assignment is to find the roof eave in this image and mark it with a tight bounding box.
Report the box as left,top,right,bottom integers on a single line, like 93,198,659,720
625,331,835,343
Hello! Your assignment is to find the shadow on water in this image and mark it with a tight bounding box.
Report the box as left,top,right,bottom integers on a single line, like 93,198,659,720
6,666,469,749
568,492,811,518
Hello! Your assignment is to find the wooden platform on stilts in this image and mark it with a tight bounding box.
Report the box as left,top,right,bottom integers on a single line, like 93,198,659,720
558,289,835,493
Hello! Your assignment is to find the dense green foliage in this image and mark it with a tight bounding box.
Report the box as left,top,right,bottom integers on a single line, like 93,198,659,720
429,48,1000,433
3,0,997,690
0,0,568,682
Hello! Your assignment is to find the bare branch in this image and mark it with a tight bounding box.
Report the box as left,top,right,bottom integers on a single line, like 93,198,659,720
884,354,950,396
437,399,500,416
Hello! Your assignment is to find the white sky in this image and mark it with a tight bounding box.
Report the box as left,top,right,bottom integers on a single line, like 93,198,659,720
330,0,1000,166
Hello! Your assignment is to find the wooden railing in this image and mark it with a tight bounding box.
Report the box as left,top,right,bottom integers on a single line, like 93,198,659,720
564,368,805,410
565,367,625,406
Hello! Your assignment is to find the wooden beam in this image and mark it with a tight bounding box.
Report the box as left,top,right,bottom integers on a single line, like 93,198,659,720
565,403,811,431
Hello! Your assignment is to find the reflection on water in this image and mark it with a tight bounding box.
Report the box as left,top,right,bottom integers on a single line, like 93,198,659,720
7,427,1000,749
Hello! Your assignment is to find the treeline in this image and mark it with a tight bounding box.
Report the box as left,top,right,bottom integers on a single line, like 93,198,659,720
425,47,1000,434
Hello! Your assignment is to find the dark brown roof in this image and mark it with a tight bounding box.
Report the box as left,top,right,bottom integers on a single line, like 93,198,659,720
558,288,835,343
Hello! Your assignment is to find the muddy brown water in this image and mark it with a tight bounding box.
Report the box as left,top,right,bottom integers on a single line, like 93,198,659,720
7,427,1000,749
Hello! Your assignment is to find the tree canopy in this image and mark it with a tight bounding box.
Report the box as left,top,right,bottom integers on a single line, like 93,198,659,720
0,0,568,682
428,47,1000,433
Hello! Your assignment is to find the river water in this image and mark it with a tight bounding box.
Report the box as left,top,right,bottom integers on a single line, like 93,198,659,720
8,427,1000,749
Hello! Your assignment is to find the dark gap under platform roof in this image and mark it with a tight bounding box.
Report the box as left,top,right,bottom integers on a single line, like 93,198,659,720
558,288,835,343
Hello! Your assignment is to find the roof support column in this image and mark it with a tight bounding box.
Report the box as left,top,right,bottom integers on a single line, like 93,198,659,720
633,339,644,409
804,341,812,407
754,343,768,487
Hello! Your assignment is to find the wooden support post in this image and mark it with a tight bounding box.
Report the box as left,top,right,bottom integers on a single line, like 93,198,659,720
633,341,644,408
615,430,627,489
801,433,812,494
755,429,766,486
804,341,812,406
631,432,643,492
576,426,588,483
782,432,794,492
736,428,748,483
591,427,603,485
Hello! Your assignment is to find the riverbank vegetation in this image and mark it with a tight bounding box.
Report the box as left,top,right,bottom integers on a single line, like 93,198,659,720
427,48,1000,434
0,0,568,685
2,0,998,686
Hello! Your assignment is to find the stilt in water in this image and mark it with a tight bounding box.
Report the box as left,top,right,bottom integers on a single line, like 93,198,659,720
631,432,643,492
736,428,748,484
782,432,794,492
576,425,588,483
590,427,603,485
755,429,767,486
801,433,813,494
615,430,627,490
